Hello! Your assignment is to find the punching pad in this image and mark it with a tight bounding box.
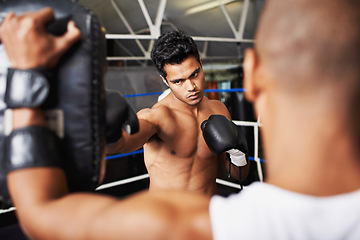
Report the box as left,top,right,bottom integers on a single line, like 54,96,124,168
0,0,107,208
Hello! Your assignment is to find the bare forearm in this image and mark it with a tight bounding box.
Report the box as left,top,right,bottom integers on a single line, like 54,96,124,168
11,108,47,129
9,171,212,240
8,168,117,239
106,131,127,154
106,131,145,154
106,118,156,154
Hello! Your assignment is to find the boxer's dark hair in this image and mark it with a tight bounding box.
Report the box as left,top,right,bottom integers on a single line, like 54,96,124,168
151,30,200,79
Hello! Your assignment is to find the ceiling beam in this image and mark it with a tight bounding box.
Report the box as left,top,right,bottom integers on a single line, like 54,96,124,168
106,0,255,61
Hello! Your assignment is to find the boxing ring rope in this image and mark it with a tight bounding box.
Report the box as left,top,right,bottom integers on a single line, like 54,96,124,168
96,88,264,192
96,173,245,191
0,207,15,214
96,173,150,191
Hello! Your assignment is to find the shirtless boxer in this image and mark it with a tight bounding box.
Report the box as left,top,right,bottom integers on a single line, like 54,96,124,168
107,30,249,195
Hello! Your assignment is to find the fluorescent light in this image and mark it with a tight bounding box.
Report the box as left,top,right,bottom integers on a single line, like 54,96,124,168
185,0,238,15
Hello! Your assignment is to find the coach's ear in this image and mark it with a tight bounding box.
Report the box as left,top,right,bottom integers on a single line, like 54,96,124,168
243,48,266,103
243,48,257,103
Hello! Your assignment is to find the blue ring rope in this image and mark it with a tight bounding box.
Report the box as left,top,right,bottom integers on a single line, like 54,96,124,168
124,88,245,98
124,92,164,98
106,149,265,163
106,149,144,160
205,88,245,93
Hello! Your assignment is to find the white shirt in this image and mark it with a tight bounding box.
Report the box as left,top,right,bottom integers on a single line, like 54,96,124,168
210,182,360,240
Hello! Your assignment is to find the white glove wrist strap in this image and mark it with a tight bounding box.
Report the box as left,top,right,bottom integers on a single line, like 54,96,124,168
226,148,247,167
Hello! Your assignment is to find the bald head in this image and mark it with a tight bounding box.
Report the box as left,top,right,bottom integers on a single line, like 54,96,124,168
256,0,360,92
253,0,360,150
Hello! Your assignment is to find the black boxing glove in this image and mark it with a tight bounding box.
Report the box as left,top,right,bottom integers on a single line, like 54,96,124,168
201,114,248,167
106,90,139,145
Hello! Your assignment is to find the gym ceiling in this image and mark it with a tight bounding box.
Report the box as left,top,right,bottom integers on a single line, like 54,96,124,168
79,0,264,68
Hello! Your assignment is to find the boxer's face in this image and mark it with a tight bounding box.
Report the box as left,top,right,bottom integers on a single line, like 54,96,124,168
162,56,205,106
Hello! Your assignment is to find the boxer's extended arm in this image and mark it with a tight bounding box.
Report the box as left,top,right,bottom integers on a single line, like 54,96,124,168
106,107,160,154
